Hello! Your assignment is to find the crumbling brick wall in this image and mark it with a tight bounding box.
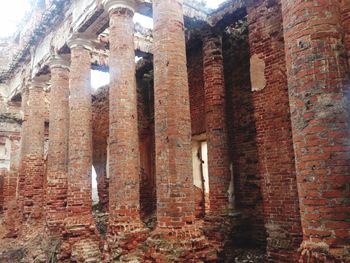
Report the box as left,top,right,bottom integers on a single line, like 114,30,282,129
247,0,302,260
223,18,267,246
188,41,206,136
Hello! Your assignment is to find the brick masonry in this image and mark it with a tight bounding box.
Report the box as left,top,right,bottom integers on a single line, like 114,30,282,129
223,20,267,245
203,33,231,212
66,46,93,222
46,61,70,233
153,0,195,229
105,1,148,254
281,0,350,261
247,0,303,261
21,83,46,221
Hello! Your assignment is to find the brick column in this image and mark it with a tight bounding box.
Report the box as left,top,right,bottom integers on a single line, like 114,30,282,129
46,55,70,233
17,88,29,203
153,0,194,229
66,37,94,225
103,0,147,252
202,33,231,212
60,36,101,262
281,0,350,261
21,79,47,221
341,0,350,65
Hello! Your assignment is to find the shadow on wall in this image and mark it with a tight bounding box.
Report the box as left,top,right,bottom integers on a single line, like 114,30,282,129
223,18,267,248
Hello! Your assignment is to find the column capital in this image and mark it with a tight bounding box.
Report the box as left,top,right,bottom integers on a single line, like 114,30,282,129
29,77,49,90
49,55,70,70
103,0,135,15
67,34,94,51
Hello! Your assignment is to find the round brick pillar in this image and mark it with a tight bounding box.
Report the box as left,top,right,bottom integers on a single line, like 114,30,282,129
17,88,29,204
21,80,47,221
104,0,147,251
153,0,195,229
341,0,350,65
46,56,70,233
202,33,232,212
281,0,350,261
66,37,94,224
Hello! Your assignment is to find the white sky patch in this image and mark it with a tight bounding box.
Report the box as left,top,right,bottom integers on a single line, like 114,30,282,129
0,0,30,37
134,13,153,29
91,70,110,90
205,0,227,9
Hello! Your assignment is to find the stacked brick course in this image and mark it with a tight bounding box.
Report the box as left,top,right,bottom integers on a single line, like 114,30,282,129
203,33,231,212
247,0,303,261
281,0,350,261
105,0,148,255
46,56,70,233
21,82,46,221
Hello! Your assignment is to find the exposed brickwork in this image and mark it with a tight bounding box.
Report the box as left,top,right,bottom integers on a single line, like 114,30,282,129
188,42,206,136
281,0,350,261
66,46,93,221
92,86,109,212
153,0,195,229
247,0,302,261
61,40,101,262
137,75,156,218
203,33,231,212
223,20,267,245
105,1,148,254
0,169,4,213
46,60,69,233
21,83,46,221
341,0,350,65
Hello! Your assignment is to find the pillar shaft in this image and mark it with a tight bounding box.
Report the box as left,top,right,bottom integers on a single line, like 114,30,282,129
107,4,143,230
67,45,93,219
46,58,70,232
17,88,29,202
21,82,46,220
203,34,231,211
153,0,194,228
281,0,350,260
341,0,350,65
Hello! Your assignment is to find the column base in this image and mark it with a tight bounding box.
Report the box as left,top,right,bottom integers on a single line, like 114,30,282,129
105,219,149,261
58,215,102,262
299,241,350,263
143,223,217,262
203,209,242,258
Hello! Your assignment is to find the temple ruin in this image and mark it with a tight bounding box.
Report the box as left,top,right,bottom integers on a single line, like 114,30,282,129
0,0,349,262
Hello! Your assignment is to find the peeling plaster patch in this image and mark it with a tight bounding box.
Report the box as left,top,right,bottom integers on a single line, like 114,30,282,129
250,53,266,92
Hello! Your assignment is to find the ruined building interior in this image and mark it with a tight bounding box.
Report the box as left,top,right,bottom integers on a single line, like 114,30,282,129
0,0,349,262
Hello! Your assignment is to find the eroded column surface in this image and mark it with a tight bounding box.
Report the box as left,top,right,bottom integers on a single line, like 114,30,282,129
46,56,70,233
203,33,231,212
247,0,302,261
281,0,350,261
104,0,147,244
66,38,94,225
341,0,350,65
153,0,194,229
21,80,46,221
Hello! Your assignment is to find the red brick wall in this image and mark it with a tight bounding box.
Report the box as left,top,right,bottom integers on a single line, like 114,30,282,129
137,75,156,218
188,42,206,136
0,169,4,213
223,19,266,246
247,0,302,260
92,86,109,212
92,75,156,218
